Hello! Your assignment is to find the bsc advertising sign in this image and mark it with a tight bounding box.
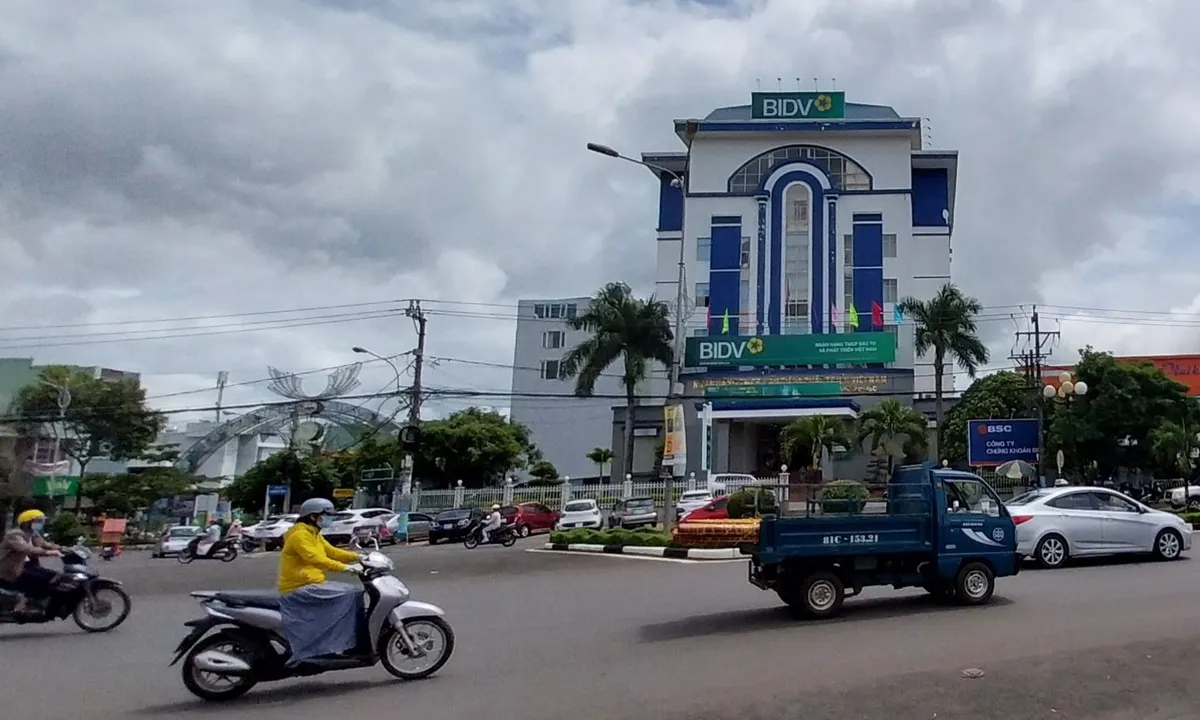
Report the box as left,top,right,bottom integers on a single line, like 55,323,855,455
966,419,1040,466
684,332,896,368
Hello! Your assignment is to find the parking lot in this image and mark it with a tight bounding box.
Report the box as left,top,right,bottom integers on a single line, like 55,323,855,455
3,537,1200,719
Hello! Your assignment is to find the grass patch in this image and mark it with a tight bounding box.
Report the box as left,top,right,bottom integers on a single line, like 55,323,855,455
549,527,672,547
1174,511,1200,527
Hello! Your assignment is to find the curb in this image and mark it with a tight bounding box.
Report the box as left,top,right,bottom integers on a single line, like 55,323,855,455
543,542,741,560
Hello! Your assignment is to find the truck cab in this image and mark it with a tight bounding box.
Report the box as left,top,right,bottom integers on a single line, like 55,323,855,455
748,463,1020,619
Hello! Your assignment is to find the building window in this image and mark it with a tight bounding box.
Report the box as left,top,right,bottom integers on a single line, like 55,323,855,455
542,330,564,349
727,145,873,193
540,360,564,380
884,279,898,303
785,300,808,318
695,282,710,307
740,279,750,313
33,440,60,465
843,274,854,314
533,303,546,319
565,304,577,319
692,328,708,337
843,234,853,267
883,234,898,258
696,237,711,262
740,238,751,268
533,303,576,320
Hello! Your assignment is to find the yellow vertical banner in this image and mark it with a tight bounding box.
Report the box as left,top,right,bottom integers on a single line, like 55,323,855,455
662,404,687,468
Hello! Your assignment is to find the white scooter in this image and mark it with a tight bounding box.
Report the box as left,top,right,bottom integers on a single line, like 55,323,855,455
171,551,454,702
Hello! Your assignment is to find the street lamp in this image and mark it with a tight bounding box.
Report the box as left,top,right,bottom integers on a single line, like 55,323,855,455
39,379,71,498
352,346,404,399
1043,372,1088,481
587,138,694,528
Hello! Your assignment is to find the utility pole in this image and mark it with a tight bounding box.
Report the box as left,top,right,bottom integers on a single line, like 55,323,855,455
395,300,426,511
1013,306,1059,487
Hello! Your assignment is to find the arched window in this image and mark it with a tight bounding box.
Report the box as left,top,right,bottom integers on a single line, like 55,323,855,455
727,145,872,193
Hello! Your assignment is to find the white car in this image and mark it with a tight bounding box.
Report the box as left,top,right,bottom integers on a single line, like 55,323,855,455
152,526,204,558
676,490,714,520
707,473,758,496
320,508,393,545
557,499,602,530
1006,486,1192,568
1168,484,1200,509
252,514,298,549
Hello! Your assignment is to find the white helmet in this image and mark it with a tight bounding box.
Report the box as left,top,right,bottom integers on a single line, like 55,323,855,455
298,498,336,518
491,504,501,511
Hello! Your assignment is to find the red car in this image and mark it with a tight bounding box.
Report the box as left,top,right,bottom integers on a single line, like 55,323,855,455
500,502,560,537
681,496,729,521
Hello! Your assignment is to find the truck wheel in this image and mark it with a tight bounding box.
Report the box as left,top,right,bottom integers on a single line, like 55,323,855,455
780,572,845,619
954,562,995,606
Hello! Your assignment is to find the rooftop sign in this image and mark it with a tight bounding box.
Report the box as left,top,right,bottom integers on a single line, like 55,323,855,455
751,91,846,120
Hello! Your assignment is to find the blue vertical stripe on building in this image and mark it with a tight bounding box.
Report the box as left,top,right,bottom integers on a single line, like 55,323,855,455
851,219,883,334
657,174,683,232
911,168,949,227
826,198,838,333
755,197,768,335
708,219,742,335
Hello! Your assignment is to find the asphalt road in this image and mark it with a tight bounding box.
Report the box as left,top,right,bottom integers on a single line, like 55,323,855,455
3,543,1200,719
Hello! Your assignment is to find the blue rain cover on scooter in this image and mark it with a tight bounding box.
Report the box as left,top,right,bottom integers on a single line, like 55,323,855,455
278,581,362,665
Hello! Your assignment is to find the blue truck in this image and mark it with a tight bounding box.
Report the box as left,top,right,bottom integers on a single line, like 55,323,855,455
747,463,1021,618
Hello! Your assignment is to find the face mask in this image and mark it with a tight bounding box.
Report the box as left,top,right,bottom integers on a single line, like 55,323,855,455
318,516,331,529
30,522,45,534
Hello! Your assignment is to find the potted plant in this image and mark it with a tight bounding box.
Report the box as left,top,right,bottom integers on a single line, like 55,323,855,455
820,479,868,514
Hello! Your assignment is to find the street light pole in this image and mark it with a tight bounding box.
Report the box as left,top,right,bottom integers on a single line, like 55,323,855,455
1042,372,1088,482
354,345,409,510
39,379,72,501
588,131,696,528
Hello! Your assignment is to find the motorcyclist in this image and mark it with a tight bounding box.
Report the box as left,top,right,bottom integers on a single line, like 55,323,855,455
480,504,503,544
0,510,63,613
277,498,365,664
194,519,223,557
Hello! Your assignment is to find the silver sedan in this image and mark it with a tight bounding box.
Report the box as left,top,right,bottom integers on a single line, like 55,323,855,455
1006,486,1192,568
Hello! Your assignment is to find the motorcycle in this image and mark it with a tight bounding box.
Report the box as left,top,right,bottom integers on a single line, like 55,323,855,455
172,550,454,702
463,521,517,549
178,536,238,564
0,544,132,632
239,537,261,554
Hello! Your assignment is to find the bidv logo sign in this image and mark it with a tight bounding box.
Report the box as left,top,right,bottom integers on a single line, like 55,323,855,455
697,337,765,362
966,418,1039,466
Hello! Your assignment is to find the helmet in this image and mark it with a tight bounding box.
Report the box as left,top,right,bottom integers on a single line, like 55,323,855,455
16,509,45,526
491,504,501,511
298,498,336,518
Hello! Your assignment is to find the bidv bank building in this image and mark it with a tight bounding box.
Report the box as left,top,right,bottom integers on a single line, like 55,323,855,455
634,90,959,480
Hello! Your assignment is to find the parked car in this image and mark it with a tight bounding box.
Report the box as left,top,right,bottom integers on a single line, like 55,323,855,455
1007,486,1193,568
1167,484,1200,510
499,502,560,537
251,514,298,550
676,490,715,520
152,526,204,558
384,511,434,544
320,507,393,546
557,499,602,530
428,508,484,544
681,495,729,521
607,497,657,529
707,473,758,496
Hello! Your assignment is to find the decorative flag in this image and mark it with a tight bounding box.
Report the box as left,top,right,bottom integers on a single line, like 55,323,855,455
720,309,730,335
894,306,904,325
830,303,840,329
871,301,884,329
848,304,860,329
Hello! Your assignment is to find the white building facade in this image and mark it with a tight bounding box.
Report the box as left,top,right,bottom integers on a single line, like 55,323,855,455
508,298,635,480
640,92,958,478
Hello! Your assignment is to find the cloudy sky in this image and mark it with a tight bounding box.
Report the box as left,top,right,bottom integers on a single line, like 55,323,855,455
3,0,1200,425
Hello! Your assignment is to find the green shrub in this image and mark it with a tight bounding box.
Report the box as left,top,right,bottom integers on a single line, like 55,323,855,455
549,528,671,547
47,512,86,546
726,488,779,519
821,479,869,512
1177,511,1200,527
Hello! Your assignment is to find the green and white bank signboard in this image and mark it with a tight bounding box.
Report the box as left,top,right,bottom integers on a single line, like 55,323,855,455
684,332,895,368
750,91,846,120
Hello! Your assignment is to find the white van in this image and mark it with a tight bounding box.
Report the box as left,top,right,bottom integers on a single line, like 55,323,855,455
706,473,759,497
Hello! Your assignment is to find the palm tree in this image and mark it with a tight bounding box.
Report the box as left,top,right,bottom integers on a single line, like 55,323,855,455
586,447,615,482
779,416,853,472
857,400,930,473
1150,420,1195,476
562,283,674,477
898,283,990,426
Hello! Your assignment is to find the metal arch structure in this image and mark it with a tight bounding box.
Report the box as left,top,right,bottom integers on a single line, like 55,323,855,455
176,399,401,475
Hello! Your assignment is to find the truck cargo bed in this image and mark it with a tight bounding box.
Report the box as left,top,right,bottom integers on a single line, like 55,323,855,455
754,513,932,565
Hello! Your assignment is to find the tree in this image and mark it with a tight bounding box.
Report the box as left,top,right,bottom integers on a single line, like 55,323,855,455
779,416,853,471
1048,348,1193,480
561,282,674,477
939,371,1033,464
856,400,929,473
1149,420,1196,477
411,408,538,488
84,467,200,516
224,450,344,511
10,367,166,498
586,447,614,482
528,460,559,483
898,283,990,425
